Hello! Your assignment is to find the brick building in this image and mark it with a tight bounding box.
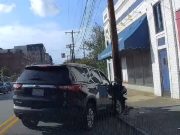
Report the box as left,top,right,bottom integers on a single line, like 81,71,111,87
14,43,47,65
45,53,53,64
0,43,53,75
0,50,30,75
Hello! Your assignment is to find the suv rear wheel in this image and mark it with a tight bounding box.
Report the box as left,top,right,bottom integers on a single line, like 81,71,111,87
82,103,96,130
21,118,39,129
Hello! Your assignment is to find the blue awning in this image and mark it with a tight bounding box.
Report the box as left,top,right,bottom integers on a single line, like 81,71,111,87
98,14,150,60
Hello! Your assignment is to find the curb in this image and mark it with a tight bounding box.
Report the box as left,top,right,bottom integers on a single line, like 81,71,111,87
118,116,149,135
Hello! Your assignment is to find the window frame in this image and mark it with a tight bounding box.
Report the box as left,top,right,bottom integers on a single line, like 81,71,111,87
153,1,164,34
89,69,102,84
68,66,90,83
98,71,110,85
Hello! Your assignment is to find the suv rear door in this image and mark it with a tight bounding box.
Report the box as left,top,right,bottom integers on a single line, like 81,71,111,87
14,66,71,108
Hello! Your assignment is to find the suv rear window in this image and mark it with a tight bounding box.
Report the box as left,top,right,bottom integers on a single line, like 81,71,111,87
17,66,71,85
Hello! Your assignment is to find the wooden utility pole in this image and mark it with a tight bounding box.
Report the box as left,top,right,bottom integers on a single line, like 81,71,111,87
65,30,79,62
66,44,73,62
108,0,122,85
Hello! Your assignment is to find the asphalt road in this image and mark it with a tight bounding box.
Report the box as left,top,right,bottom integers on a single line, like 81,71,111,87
0,92,143,135
6,116,143,135
0,92,14,124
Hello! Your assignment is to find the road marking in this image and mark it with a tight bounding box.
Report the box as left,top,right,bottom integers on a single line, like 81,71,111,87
0,115,19,135
0,116,16,130
0,118,19,135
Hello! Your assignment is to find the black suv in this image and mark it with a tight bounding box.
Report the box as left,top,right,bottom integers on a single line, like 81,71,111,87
13,63,126,130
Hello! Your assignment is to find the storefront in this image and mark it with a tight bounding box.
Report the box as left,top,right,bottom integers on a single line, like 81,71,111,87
99,15,153,89
100,0,180,99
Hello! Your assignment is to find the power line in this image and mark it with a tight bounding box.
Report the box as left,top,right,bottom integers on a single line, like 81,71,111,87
79,0,89,30
79,0,96,46
78,0,96,42
76,0,93,43
93,0,103,24
75,0,101,58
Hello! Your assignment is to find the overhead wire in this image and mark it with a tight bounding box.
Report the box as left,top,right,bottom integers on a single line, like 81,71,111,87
74,0,104,58
80,0,96,45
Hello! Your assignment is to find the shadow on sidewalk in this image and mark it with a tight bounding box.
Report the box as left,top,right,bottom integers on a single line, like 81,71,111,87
32,114,143,135
123,104,180,135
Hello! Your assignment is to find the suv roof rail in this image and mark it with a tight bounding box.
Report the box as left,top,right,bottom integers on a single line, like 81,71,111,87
25,64,53,68
61,63,87,66
25,63,95,69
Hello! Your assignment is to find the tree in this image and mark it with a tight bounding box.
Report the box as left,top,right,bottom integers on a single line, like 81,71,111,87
0,67,10,77
0,66,10,81
78,25,107,74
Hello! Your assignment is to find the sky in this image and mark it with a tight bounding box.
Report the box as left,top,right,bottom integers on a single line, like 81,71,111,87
0,0,107,64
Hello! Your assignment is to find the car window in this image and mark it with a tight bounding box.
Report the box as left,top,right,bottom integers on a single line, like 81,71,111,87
70,67,89,83
99,71,109,85
89,69,101,84
17,67,71,85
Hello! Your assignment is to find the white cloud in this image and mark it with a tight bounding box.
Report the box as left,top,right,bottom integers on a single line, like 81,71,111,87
0,3,16,13
29,0,59,17
0,23,69,64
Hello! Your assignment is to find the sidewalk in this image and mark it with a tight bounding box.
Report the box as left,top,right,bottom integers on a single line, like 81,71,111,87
121,89,180,135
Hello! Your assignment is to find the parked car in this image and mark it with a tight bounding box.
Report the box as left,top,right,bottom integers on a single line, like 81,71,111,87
4,82,13,92
0,82,8,94
13,63,126,130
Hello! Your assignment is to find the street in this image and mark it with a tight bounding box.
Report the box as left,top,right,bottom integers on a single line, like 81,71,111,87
0,92,143,135
0,92,14,124
6,117,143,135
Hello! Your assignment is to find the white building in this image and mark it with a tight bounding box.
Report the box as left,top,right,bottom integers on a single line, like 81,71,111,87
99,0,180,99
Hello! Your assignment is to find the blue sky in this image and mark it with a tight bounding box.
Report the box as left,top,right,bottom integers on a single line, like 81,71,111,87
0,0,106,64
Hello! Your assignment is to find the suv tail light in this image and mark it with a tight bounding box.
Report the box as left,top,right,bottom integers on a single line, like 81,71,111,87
13,83,22,90
58,84,82,92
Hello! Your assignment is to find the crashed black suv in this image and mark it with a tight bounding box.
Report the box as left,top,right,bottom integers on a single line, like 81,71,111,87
13,63,126,130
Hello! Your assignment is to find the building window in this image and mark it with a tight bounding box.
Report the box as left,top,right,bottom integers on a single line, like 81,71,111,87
153,2,164,33
106,41,109,46
108,62,112,81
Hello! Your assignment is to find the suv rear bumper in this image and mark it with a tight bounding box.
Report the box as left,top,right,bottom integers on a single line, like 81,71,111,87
14,105,84,122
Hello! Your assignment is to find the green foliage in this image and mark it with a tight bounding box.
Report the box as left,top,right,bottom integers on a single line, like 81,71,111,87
11,74,19,82
77,25,107,74
0,67,10,77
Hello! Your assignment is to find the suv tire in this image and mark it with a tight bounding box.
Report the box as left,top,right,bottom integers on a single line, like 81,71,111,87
114,99,125,116
22,118,39,129
82,103,96,130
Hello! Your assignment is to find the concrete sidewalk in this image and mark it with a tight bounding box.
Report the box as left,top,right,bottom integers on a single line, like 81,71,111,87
121,89,180,135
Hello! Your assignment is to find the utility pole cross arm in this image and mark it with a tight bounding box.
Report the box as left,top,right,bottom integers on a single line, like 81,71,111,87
65,30,80,62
